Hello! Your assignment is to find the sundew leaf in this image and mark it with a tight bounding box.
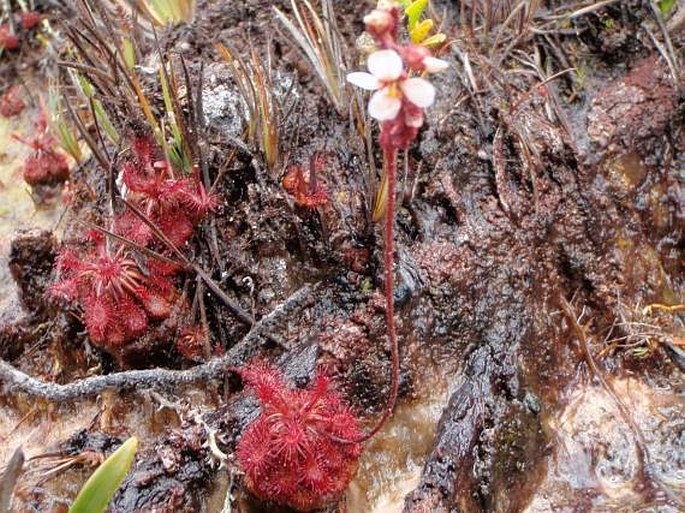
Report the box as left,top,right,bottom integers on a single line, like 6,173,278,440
68,436,138,513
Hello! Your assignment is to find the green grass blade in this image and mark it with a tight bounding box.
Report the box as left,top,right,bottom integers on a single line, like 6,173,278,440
405,0,428,31
122,37,136,69
658,0,676,16
69,436,138,513
93,99,120,145
75,73,94,98
47,85,83,162
159,65,175,117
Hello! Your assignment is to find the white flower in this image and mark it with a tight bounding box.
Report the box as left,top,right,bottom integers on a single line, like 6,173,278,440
422,56,449,73
347,49,436,121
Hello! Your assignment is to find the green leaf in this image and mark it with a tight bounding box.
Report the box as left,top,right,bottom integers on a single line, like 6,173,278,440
122,37,136,69
47,85,83,162
76,73,94,98
410,18,434,43
69,437,138,513
658,0,676,17
421,32,447,47
159,64,191,172
93,99,120,145
159,64,175,117
405,0,428,31
144,0,196,24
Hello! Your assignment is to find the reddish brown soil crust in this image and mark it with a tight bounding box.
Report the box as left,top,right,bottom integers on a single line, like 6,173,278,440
588,55,680,150
0,0,683,511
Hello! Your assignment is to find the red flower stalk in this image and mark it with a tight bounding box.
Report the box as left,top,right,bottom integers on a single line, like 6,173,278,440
236,362,362,511
0,86,25,118
344,2,447,442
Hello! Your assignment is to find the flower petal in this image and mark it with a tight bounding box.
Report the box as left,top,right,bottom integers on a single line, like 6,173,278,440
368,88,402,121
400,77,435,108
423,56,449,73
368,49,403,81
346,72,381,91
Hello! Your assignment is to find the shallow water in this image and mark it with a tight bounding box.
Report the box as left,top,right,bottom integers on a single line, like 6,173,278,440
347,375,452,512
527,376,685,512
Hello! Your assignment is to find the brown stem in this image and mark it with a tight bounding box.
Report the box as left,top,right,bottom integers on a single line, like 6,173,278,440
338,146,399,444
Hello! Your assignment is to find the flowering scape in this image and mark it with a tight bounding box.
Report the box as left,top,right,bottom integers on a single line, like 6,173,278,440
341,0,448,444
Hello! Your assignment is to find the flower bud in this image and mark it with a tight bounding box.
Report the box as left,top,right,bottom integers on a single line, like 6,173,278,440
363,8,394,34
377,0,399,9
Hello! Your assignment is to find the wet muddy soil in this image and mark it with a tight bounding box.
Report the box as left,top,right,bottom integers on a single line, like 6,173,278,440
0,0,683,512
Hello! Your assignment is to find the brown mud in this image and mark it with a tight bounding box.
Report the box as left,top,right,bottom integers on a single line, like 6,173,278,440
0,0,683,512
